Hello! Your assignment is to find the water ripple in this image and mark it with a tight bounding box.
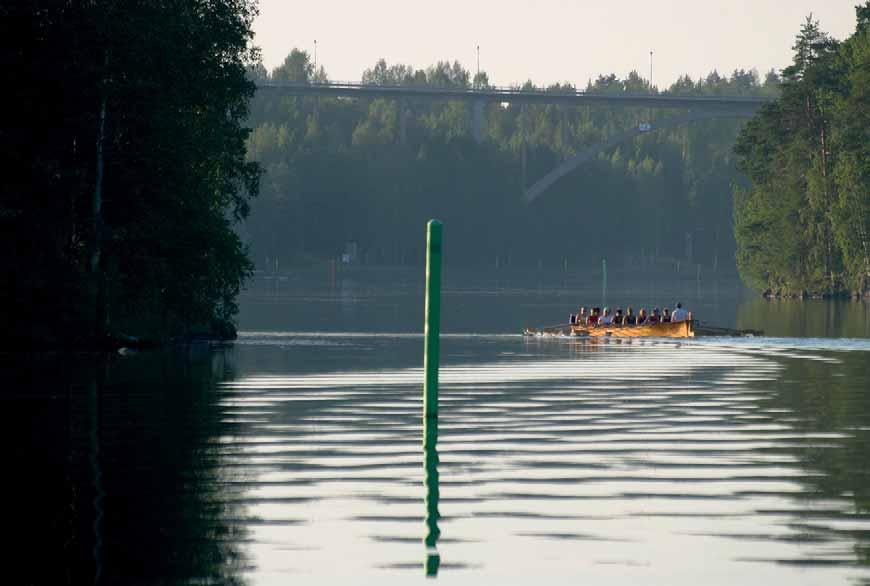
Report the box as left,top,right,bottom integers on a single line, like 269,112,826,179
215,337,870,583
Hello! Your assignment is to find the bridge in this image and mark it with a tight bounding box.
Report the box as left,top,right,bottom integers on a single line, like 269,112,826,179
258,81,774,202
258,80,770,110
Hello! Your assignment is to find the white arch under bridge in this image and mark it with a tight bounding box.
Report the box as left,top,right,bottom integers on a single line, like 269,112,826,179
522,110,757,204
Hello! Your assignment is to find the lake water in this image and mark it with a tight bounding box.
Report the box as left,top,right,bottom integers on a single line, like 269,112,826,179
241,267,870,338
7,269,870,584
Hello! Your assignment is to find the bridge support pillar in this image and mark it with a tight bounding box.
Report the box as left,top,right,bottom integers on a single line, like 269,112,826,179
521,141,527,190
472,99,485,143
520,103,527,190
560,109,568,160
399,101,410,145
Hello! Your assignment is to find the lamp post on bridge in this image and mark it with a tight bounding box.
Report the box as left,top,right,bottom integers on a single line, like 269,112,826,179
473,44,484,140
649,50,653,93
314,39,317,79
476,45,480,88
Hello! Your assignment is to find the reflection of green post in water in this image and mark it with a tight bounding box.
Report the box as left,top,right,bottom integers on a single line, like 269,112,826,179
423,220,442,422
424,417,441,577
422,220,442,576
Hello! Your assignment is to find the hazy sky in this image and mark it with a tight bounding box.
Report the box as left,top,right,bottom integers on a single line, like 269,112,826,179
253,0,858,88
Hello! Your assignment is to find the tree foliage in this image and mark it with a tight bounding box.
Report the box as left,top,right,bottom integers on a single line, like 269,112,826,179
244,52,776,274
734,7,870,295
0,1,260,346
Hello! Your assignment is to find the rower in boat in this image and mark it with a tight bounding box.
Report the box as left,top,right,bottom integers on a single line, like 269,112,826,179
672,302,689,322
637,308,648,325
587,307,600,326
613,308,624,325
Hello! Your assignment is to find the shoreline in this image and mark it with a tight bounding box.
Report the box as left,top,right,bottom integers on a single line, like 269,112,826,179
0,332,236,355
761,289,870,301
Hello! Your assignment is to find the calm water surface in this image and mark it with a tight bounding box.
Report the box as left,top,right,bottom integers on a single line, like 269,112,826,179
8,274,870,584
240,267,870,338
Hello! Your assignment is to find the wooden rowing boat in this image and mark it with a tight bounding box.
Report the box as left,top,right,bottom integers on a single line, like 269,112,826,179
573,319,693,338
524,318,694,338
523,315,765,338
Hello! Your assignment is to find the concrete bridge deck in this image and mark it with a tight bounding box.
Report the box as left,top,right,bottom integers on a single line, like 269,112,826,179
258,81,772,112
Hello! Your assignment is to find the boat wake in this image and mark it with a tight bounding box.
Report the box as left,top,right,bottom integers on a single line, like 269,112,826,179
237,331,870,353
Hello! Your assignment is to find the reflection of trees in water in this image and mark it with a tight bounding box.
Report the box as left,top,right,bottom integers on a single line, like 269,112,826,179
5,349,247,585
767,353,870,566
736,299,870,338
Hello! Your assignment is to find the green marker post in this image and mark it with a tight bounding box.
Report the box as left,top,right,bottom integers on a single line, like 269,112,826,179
602,258,607,306
423,220,442,424
422,220,442,576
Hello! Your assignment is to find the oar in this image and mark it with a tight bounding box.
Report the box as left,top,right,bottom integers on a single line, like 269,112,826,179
525,323,573,335
695,321,763,337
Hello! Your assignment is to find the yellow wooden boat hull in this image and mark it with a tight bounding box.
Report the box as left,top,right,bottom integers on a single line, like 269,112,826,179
570,319,694,338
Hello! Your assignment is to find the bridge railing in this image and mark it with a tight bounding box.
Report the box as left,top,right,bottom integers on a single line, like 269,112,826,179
258,80,774,105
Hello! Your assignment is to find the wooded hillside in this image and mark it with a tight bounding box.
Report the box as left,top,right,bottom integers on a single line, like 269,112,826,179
734,5,870,297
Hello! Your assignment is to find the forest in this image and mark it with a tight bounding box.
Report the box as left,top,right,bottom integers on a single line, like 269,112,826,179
0,1,260,347
243,49,779,276
734,5,870,297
